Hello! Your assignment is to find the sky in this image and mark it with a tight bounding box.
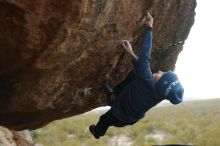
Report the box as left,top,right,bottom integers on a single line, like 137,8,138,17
175,0,220,100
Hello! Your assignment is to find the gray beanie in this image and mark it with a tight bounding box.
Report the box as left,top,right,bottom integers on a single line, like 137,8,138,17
155,71,184,104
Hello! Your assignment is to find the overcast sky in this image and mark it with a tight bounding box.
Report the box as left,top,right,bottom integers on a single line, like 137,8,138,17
175,0,220,100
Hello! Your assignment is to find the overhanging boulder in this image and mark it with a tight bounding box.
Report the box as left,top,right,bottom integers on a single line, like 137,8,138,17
0,0,196,130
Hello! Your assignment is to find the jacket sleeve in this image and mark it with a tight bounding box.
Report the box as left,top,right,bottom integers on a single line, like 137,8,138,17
136,27,153,80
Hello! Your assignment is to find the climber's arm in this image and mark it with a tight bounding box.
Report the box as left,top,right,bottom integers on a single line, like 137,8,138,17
121,40,138,60
121,40,138,70
120,28,153,78
121,12,153,77
135,12,154,80
136,27,153,80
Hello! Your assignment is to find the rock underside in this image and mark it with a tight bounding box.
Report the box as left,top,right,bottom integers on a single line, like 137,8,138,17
0,0,196,130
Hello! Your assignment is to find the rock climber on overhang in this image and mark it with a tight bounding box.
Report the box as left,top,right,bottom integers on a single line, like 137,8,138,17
89,12,184,139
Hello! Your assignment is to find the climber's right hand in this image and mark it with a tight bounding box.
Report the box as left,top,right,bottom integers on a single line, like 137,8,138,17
146,12,153,28
121,40,133,54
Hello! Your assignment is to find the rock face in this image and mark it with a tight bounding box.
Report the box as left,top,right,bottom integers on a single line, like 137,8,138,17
0,0,196,130
0,126,34,146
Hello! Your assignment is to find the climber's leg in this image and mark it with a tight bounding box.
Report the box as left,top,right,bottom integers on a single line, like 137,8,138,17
113,70,135,96
101,70,135,106
89,110,127,139
89,110,113,139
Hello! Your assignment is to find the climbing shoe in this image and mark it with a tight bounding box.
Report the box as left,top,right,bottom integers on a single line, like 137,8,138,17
89,125,100,139
101,83,114,106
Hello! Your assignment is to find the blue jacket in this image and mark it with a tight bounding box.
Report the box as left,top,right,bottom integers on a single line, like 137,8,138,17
111,28,164,123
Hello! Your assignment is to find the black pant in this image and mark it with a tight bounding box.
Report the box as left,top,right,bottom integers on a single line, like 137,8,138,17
94,71,135,137
94,110,131,136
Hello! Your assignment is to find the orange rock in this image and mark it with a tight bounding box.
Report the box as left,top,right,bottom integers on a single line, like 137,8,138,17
0,0,196,130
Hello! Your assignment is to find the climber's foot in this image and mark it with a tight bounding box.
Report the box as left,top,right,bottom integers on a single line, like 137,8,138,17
89,125,100,139
146,12,153,28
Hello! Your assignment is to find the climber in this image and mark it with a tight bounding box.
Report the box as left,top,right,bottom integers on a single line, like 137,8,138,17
89,12,184,139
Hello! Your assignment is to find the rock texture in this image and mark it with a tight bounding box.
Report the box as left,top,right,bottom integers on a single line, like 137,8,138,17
0,126,34,146
0,0,196,130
